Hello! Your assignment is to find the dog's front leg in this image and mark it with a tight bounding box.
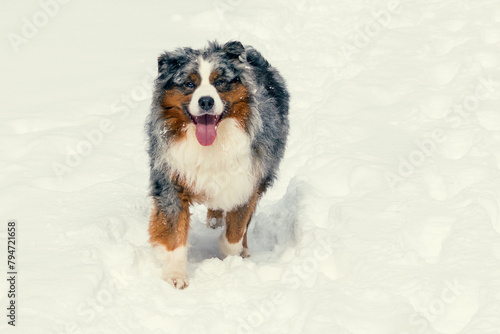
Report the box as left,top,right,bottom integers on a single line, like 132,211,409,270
149,198,190,289
219,191,260,258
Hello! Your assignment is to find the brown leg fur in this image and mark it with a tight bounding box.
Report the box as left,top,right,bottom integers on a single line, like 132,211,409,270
149,199,190,251
240,213,253,258
149,198,190,289
221,191,260,257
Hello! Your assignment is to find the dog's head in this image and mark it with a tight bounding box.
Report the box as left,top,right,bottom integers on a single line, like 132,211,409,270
155,41,251,146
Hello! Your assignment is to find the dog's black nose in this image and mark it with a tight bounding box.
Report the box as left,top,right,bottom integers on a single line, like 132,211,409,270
198,96,214,111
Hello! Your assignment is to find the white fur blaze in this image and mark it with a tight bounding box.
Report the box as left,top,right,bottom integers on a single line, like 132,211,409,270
218,231,243,257
153,245,189,289
188,58,224,117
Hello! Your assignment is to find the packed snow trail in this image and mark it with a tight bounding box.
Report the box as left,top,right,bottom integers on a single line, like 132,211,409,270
1,0,500,333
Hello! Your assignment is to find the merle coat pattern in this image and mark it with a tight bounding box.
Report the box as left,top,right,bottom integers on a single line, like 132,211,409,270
146,41,289,288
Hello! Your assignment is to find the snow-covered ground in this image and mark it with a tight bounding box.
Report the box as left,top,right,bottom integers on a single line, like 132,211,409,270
2,0,500,333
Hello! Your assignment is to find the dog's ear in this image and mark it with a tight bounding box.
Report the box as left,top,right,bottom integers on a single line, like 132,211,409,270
223,41,246,62
157,52,180,74
157,54,168,72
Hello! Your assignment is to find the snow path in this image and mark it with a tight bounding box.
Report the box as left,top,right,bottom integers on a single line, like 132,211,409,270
1,0,500,333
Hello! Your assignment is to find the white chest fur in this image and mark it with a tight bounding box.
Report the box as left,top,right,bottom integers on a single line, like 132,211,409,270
165,118,257,211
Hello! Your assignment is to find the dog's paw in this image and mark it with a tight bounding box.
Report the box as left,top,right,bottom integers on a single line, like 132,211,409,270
219,233,244,258
162,272,189,289
207,216,224,229
241,247,251,258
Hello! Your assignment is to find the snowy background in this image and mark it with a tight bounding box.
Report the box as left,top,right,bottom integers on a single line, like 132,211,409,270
2,0,500,333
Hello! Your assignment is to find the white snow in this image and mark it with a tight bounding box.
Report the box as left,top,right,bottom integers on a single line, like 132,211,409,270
2,0,500,333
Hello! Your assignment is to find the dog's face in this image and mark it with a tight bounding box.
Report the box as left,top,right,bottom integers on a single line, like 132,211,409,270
156,41,250,146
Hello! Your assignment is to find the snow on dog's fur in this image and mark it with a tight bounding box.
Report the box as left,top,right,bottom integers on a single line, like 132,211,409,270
146,41,289,289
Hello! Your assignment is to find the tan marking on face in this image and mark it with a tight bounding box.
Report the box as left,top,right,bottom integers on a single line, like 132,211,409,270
218,82,251,131
160,88,192,140
187,73,201,86
209,70,221,84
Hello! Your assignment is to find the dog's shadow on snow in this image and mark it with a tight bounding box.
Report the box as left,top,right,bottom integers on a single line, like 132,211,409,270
188,182,301,262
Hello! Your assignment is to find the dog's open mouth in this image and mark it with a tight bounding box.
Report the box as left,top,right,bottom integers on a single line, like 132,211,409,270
190,114,223,146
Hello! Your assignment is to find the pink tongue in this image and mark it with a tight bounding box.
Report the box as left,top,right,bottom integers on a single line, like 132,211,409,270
195,115,217,146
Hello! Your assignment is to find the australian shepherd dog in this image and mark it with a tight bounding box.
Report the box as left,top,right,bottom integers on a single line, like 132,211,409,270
146,41,289,289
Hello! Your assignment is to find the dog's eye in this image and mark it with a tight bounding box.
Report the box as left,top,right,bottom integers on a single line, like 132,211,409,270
184,81,195,89
214,79,226,87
